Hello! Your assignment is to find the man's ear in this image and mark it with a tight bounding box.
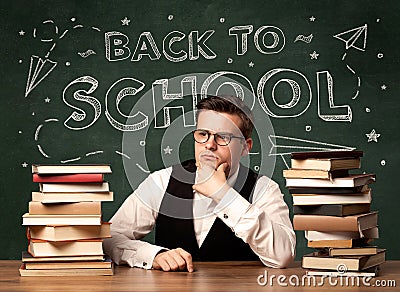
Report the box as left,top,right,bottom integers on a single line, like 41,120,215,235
241,138,253,156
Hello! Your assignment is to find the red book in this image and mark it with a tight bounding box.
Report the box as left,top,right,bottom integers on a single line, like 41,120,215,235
33,173,104,183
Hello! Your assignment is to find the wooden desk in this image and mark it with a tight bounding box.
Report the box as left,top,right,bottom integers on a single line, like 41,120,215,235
1,260,399,291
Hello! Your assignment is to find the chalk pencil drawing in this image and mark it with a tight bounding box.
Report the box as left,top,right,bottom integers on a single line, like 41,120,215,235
294,34,313,43
334,24,368,100
25,18,101,97
78,50,97,58
136,163,151,173
366,129,380,142
268,135,355,156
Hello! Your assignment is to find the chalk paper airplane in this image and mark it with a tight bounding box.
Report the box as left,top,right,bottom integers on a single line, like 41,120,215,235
333,24,367,52
268,135,355,156
25,55,57,97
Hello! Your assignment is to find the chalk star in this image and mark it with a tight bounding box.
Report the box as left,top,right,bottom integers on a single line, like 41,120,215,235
21,162,28,168
310,51,319,59
19,30,25,36
44,97,51,103
121,17,131,26
366,129,381,142
381,84,387,90
163,146,173,154
248,61,254,67
309,16,316,22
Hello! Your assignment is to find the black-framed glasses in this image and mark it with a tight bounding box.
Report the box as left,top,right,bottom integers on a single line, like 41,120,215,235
193,129,244,146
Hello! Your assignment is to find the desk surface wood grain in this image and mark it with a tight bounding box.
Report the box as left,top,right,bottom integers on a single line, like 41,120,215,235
1,260,399,291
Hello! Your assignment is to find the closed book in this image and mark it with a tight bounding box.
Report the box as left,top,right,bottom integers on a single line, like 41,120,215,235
28,239,104,257
291,150,364,160
292,191,371,205
39,182,109,193
308,238,372,248
291,157,361,171
19,264,113,276
22,251,105,262
22,213,102,226
293,204,371,216
283,169,349,179
32,191,113,203
302,249,385,271
28,223,111,241
305,227,379,241
293,212,378,232
32,164,112,174
33,173,104,183
306,266,379,277
286,174,375,188
25,258,112,270
288,185,369,194
28,201,101,215
329,246,379,257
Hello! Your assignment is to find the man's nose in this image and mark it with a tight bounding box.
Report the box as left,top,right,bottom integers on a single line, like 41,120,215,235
205,134,217,150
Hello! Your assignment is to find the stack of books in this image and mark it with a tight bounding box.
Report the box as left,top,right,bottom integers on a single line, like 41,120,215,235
283,151,386,277
19,164,114,276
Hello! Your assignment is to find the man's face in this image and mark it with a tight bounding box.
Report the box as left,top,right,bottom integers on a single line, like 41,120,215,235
194,110,253,176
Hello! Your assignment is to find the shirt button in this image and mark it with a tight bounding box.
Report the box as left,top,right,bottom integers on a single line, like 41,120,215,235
223,214,228,219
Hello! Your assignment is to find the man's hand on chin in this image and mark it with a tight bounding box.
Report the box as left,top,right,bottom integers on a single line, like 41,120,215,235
192,161,230,203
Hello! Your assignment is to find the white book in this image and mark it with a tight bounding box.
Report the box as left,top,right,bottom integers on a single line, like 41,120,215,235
22,213,101,226
32,164,112,174
292,191,371,205
39,182,109,193
32,191,113,203
305,227,379,241
285,174,375,188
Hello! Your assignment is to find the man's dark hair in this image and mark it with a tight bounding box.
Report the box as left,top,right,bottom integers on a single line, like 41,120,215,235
196,95,254,139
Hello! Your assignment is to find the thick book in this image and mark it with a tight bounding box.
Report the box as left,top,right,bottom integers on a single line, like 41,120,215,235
291,150,364,160
306,265,379,277
32,164,112,174
291,157,361,171
305,227,379,241
28,223,111,241
302,249,385,271
25,258,112,270
329,246,379,257
39,182,109,193
288,185,369,194
293,212,378,232
32,191,113,203
28,201,101,215
28,239,104,257
283,169,349,179
285,174,376,188
22,213,102,226
293,204,371,216
22,251,104,262
292,191,371,205
33,173,104,183
19,264,113,276
308,238,372,248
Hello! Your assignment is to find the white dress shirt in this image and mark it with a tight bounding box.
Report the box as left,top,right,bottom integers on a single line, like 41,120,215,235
103,166,296,269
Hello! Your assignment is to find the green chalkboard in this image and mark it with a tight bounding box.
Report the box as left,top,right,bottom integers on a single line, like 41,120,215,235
1,0,399,261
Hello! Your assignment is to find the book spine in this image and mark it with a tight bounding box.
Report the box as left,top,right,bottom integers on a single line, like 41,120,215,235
33,173,104,183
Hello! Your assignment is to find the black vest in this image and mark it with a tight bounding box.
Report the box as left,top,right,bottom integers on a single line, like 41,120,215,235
155,160,259,261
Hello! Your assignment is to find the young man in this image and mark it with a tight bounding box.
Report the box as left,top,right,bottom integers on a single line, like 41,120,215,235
103,95,295,272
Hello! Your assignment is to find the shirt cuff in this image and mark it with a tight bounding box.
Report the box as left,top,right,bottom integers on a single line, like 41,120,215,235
214,188,251,228
125,242,167,270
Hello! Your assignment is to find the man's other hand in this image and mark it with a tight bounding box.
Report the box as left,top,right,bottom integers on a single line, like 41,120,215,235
152,248,194,272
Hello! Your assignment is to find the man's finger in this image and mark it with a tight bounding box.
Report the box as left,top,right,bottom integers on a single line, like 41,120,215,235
177,248,194,272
